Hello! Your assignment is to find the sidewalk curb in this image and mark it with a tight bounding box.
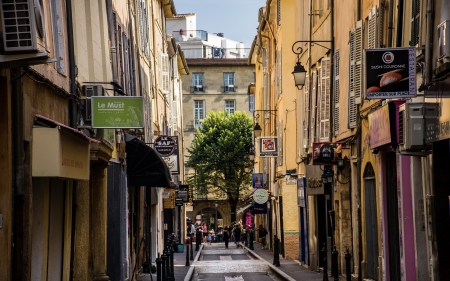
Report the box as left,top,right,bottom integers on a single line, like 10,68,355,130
184,244,203,281
245,246,296,281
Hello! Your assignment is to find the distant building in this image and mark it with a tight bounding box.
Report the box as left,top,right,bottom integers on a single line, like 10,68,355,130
168,13,255,228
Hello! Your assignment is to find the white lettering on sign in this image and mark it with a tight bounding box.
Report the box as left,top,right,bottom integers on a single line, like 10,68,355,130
97,102,125,110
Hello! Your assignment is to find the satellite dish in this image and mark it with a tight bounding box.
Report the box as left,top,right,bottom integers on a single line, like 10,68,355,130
34,0,45,38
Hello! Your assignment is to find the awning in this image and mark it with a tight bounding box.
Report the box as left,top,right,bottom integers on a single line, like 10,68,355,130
125,135,172,187
237,204,253,215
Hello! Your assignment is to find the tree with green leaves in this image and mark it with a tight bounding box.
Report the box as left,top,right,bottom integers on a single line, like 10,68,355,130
186,111,254,223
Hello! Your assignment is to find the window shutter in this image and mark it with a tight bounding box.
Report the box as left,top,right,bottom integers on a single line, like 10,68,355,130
410,0,420,46
368,7,377,49
277,0,281,26
277,120,283,166
262,48,267,72
354,20,363,105
310,71,317,145
161,53,170,93
172,100,177,129
378,4,385,47
334,49,340,136
303,74,310,149
277,49,282,96
349,27,357,128
319,58,331,142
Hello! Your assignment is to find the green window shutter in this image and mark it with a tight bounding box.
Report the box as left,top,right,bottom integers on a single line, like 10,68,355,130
354,20,363,105
334,49,340,136
310,70,318,145
303,74,310,149
349,29,357,129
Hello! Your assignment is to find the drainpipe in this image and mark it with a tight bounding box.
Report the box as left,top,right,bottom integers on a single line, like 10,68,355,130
11,66,25,280
64,1,80,280
387,0,394,47
424,0,434,87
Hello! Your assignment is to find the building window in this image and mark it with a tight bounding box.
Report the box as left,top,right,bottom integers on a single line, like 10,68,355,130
192,73,204,92
194,100,205,129
223,73,235,92
249,94,255,112
225,100,236,114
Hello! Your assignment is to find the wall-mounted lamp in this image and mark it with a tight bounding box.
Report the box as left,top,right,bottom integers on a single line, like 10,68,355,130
321,166,334,184
291,40,333,90
252,110,277,139
249,149,255,161
253,123,262,138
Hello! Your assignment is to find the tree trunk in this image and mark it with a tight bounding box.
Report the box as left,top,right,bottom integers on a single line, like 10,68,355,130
230,199,238,224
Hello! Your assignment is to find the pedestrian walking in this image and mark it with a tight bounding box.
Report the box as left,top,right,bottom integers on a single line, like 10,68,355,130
202,222,208,243
223,225,230,249
258,224,268,248
233,224,241,248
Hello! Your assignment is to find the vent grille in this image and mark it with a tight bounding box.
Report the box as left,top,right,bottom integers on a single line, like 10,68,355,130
399,108,405,145
0,0,38,52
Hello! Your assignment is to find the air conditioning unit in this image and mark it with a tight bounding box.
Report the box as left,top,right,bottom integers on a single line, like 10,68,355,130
0,0,47,53
438,20,450,64
399,103,439,151
81,84,104,121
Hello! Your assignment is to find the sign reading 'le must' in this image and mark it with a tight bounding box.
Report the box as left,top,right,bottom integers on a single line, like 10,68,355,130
253,189,269,204
154,135,176,156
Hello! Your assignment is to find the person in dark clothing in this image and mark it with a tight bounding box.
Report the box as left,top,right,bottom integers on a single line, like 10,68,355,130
222,225,230,249
258,224,268,248
233,224,241,248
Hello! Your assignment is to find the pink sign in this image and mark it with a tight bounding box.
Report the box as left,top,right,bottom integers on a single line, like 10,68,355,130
369,103,393,149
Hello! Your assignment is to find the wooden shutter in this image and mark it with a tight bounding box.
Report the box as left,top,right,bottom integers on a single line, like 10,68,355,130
277,49,282,96
277,0,281,26
277,120,283,166
378,4,385,48
172,100,177,129
354,20,363,105
368,7,377,49
161,53,170,93
349,30,357,128
334,49,340,136
310,71,317,145
319,58,331,141
303,74,310,149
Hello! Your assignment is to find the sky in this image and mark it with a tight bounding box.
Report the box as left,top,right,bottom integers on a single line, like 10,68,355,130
174,0,267,48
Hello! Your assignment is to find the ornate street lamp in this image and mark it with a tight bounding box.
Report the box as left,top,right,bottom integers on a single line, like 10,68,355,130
214,200,219,239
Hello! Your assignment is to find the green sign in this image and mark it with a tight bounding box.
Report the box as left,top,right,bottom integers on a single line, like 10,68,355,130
91,96,143,128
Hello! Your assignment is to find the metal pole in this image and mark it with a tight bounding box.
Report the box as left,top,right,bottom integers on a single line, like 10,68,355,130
345,248,352,281
168,248,175,281
322,243,328,281
249,230,254,250
275,236,281,267
185,239,190,266
156,254,162,281
190,234,194,260
332,245,339,281
161,252,167,281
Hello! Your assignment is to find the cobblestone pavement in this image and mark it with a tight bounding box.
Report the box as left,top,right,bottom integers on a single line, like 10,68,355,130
137,242,335,281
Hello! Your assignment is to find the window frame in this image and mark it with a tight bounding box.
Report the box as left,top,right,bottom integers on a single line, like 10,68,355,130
224,100,236,114
194,100,205,129
223,73,235,92
192,73,204,92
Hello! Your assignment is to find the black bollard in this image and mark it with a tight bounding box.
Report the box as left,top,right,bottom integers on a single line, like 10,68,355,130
161,252,167,281
171,248,175,280
185,239,190,266
275,237,280,267
156,255,162,281
322,243,328,281
190,235,194,260
249,231,254,250
273,235,278,265
332,245,338,281
196,229,201,251
345,248,351,281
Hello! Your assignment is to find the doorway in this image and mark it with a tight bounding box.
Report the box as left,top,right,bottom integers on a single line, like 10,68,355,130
364,162,378,280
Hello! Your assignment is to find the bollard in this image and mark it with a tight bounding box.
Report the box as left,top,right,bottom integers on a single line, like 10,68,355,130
322,243,328,281
345,248,351,281
196,229,201,251
167,248,175,281
273,235,278,265
249,231,254,250
275,237,281,267
332,245,339,281
185,239,190,266
161,252,167,281
156,254,162,281
190,235,194,260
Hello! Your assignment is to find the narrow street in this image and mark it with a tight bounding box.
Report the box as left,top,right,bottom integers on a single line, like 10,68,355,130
139,242,333,281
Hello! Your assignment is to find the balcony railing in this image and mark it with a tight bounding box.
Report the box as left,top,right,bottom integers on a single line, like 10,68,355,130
190,85,206,93
221,85,238,92
176,46,251,59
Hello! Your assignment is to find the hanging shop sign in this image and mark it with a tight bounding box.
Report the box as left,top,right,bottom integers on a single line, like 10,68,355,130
91,96,143,128
257,137,279,157
297,177,306,207
253,188,269,204
252,173,263,188
178,185,189,202
252,202,268,214
175,198,184,206
365,47,416,99
158,136,180,175
368,101,402,149
163,189,175,209
312,142,342,165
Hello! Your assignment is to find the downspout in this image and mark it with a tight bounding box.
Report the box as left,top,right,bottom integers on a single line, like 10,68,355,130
425,0,434,86
356,0,363,279
11,66,25,280
65,0,79,280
